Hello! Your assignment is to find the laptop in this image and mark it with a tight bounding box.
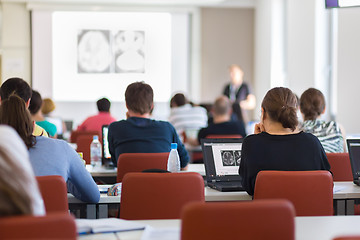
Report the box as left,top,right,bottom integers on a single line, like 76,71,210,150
200,138,244,192
102,125,114,168
347,139,360,185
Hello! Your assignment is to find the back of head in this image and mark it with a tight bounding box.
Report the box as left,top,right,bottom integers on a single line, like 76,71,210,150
42,98,56,115
28,90,43,115
0,126,34,217
125,82,153,114
97,98,111,112
0,95,35,149
261,87,298,131
213,96,232,116
300,88,325,121
0,78,32,102
170,93,187,108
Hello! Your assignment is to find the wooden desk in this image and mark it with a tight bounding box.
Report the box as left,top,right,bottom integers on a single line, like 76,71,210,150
78,216,360,240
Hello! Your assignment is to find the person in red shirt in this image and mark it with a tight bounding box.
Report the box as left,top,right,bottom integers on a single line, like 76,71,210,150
77,98,117,137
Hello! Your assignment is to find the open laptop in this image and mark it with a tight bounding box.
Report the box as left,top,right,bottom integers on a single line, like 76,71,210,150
102,125,114,168
347,139,360,185
200,138,244,192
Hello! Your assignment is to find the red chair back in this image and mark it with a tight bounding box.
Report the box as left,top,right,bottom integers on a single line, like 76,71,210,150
181,199,295,240
36,175,68,213
0,213,76,239
120,172,205,220
76,134,99,164
326,153,353,181
117,152,169,182
333,237,360,240
254,170,333,216
206,134,242,139
70,130,98,143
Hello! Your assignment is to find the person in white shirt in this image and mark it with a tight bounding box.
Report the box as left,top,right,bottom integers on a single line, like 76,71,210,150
0,125,45,217
169,93,208,141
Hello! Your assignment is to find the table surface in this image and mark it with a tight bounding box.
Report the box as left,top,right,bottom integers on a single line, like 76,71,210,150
78,215,360,240
68,181,360,204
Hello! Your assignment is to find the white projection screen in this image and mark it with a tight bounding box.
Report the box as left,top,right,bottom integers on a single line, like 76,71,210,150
32,10,189,102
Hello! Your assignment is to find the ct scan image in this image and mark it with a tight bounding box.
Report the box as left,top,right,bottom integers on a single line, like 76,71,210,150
77,30,112,73
221,150,236,166
234,150,241,166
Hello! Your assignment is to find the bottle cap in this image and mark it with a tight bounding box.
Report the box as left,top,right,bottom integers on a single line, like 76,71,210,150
93,135,99,140
171,143,177,149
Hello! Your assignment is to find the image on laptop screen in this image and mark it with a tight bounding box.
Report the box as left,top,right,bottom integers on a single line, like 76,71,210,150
102,125,111,160
347,139,360,181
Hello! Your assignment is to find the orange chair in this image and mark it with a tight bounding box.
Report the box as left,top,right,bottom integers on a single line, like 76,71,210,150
69,130,99,143
76,134,99,164
181,199,295,240
326,153,353,181
333,237,360,240
206,134,242,139
36,175,69,213
117,152,169,182
120,172,205,220
0,213,76,239
254,170,333,216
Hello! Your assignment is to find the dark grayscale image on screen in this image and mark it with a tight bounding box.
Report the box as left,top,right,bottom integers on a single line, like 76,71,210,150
114,30,145,73
234,150,241,166
221,150,236,166
77,30,111,73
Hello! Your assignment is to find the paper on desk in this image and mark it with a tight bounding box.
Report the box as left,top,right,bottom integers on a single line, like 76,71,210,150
141,226,180,240
76,218,146,235
333,185,346,193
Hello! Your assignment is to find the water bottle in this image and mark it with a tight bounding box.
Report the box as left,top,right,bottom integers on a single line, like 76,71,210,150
90,135,102,168
167,143,180,172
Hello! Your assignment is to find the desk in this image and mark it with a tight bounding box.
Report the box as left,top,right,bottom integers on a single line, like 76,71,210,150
78,216,360,240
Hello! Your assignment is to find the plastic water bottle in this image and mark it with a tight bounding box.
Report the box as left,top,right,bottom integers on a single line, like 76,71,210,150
167,143,180,172
90,135,102,168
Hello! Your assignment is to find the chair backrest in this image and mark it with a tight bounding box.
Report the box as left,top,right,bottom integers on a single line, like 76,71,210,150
0,213,76,239
36,175,69,213
120,172,205,220
117,152,169,182
76,134,99,164
333,237,360,240
206,134,242,139
181,199,295,240
326,153,353,181
70,130,98,143
254,170,333,216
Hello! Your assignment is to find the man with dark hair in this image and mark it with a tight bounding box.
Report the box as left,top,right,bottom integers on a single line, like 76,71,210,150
77,97,116,137
0,77,48,137
169,93,208,140
108,82,189,169
193,96,246,145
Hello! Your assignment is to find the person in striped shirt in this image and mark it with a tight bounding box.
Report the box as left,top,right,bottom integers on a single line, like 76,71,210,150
300,88,346,153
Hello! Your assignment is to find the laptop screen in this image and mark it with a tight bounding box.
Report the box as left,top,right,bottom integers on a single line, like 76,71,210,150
201,138,243,182
102,125,111,160
347,139,360,181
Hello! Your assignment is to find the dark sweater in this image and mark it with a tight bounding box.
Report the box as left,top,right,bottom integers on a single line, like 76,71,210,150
108,117,189,168
239,131,330,195
197,121,246,143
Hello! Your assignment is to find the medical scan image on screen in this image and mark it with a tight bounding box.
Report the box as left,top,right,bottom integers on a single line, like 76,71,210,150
211,144,242,176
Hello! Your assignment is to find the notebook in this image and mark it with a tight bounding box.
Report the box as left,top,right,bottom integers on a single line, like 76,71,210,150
346,139,360,185
101,125,114,168
200,138,244,192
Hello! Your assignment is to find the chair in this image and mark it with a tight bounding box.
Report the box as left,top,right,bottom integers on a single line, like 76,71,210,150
326,153,353,181
69,130,99,143
117,152,169,182
254,170,333,216
36,175,69,213
76,134,99,164
333,237,360,240
206,134,242,139
120,172,205,220
0,213,76,239
181,199,295,240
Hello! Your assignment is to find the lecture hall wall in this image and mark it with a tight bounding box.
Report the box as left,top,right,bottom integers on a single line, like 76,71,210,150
1,0,360,135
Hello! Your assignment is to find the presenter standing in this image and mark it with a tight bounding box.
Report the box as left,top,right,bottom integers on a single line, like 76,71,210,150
223,64,256,123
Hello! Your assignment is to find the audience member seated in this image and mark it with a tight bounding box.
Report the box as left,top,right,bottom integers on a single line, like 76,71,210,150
29,90,57,138
0,77,48,137
188,96,246,146
108,82,189,169
169,93,208,140
77,97,117,138
0,125,45,217
300,88,346,153
239,87,330,196
0,95,100,203
42,98,67,139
